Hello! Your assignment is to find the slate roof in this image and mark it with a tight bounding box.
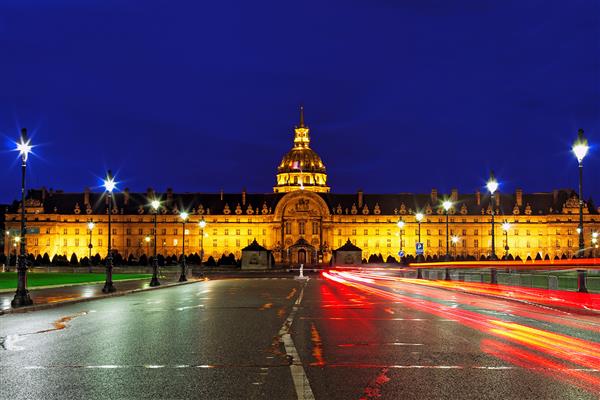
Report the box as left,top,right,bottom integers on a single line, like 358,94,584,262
242,239,268,252
334,239,362,252
6,188,597,216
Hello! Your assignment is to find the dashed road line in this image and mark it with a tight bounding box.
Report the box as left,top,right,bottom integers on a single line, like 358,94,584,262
278,282,315,400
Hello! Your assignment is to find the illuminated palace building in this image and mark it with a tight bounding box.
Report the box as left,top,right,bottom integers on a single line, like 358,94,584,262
3,109,600,264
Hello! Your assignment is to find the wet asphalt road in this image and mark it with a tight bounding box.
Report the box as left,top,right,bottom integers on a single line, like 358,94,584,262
1,275,599,399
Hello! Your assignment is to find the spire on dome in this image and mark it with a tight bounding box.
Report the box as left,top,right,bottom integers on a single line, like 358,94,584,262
293,105,310,148
299,105,305,128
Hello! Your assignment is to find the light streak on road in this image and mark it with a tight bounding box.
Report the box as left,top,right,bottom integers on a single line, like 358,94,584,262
322,270,600,394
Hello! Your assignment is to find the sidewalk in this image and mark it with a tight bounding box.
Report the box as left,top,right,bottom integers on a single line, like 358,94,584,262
0,274,201,315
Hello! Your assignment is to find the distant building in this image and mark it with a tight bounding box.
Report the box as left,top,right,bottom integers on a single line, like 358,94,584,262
2,108,599,264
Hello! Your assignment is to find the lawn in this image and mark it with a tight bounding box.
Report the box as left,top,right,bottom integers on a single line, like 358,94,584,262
0,272,152,290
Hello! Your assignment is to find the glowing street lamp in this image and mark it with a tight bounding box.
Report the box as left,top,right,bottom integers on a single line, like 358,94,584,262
486,171,499,284
149,199,161,286
415,212,424,277
199,217,207,271
397,219,405,263
451,235,460,259
572,128,589,292
11,128,34,307
178,211,189,282
87,221,95,273
102,170,116,293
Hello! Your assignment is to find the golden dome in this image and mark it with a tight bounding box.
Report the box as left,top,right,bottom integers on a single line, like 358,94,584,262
274,106,330,193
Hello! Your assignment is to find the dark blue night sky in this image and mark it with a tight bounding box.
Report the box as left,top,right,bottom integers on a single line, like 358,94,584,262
1,1,598,204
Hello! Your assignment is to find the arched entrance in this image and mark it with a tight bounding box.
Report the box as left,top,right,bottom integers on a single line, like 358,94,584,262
273,191,332,265
288,238,317,265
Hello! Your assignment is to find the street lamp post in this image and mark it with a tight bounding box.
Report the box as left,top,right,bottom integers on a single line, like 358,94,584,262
451,235,459,259
397,219,405,264
572,128,589,292
179,211,189,282
144,236,151,261
415,212,424,279
486,172,499,284
198,217,206,275
442,200,452,280
502,221,511,260
592,232,598,257
87,221,95,273
11,128,33,308
102,170,116,293
149,199,161,286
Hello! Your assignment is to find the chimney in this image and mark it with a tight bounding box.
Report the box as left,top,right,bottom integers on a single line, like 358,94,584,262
552,189,558,206
41,186,47,201
123,188,130,205
242,188,247,206
430,189,438,204
494,192,500,207
475,190,481,206
167,188,173,201
147,187,154,199
220,188,224,201
357,190,364,208
451,188,458,202
84,187,90,206
515,188,523,207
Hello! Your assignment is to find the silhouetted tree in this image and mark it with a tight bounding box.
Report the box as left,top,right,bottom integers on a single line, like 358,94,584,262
70,253,79,265
139,254,148,265
385,255,397,263
535,253,542,261
42,252,51,265
205,256,216,266
35,254,43,266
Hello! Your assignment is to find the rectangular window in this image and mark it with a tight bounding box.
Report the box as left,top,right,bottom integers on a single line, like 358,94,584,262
248,229,252,235
161,228,167,235
184,229,189,235
112,228,117,235
286,223,292,234
46,239,50,246
299,222,305,235
63,239,67,246
224,229,229,235
98,239,103,247
126,238,131,247
75,228,80,235
474,239,479,248
474,229,479,235
352,229,356,236
462,229,466,236
173,239,178,246
364,229,368,235
262,229,266,236
46,228,51,234
236,229,240,235
375,229,379,235
138,228,143,235
63,228,68,235
426,229,431,235
312,222,319,235
126,228,131,235
337,229,342,236
75,238,79,246
236,239,240,247
174,228,178,235
213,239,217,247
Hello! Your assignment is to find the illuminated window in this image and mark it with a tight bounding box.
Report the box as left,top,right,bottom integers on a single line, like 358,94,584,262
174,229,178,235
184,229,189,235
236,239,240,247
173,239,178,246
75,228,80,235
337,229,342,236
63,239,67,246
352,229,356,236
63,228,68,235
375,229,379,235
213,239,217,247
426,229,431,235
474,239,479,248
75,239,79,247
225,229,229,235
285,223,292,234
162,228,167,235
474,229,479,235
98,239,103,247
248,229,252,235
236,229,240,235
312,222,319,235
262,229,266,235
213,229,217,236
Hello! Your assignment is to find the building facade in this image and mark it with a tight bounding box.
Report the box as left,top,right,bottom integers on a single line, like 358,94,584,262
3,110,600,264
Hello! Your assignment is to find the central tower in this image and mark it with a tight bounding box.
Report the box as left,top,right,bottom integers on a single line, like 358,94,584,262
274,106,330,193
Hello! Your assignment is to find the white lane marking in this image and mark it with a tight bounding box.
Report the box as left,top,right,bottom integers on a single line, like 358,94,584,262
278,282,315,400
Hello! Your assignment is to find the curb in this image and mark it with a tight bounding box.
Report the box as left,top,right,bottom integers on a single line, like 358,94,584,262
0,276,157,294
0,279,204,316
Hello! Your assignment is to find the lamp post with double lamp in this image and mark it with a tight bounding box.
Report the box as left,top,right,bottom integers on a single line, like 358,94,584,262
87,221,95,273
486,172,499,284
11,128,33,308
178,211,189,282
592,232,599,257
102,171,116,293
149,199,161,286
397,219,405,263
198,217,207,272
572,129,589,293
